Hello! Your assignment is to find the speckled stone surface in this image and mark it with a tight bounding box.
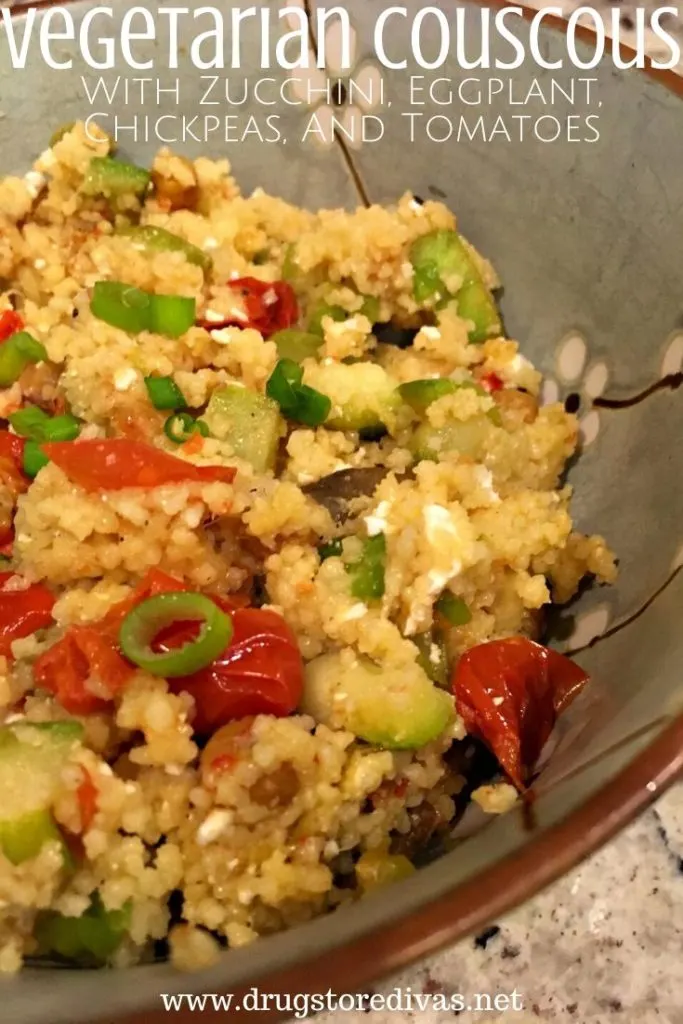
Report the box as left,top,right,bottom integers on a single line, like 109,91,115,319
316,786,683,1023
317,4,683,1022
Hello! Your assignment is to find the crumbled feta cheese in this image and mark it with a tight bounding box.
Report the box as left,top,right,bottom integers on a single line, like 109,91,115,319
263,288,277,307
472,783,519,815
340,602,368,622
323,840,340,859
424,504,459,544
429,643,442,665
113,366,139,392
509,353,533,374
426,565,461,595
182,505,204,529
365,499,392,537
23,170,46,198
33,258,46,270
196,809,233,846
473,465,500,503
421,326,441,341
492,696,504,706
37,148,57,169
204,308,228,323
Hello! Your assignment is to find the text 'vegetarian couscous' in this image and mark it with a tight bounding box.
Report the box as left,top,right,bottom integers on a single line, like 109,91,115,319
0,123,616,972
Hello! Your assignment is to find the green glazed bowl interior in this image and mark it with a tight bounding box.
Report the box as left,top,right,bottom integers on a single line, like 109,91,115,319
0,2,682,1020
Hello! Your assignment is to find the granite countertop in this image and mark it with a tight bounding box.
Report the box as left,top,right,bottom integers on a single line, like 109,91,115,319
5,1,680,1020
315,787,683,1024
320,3,683,1022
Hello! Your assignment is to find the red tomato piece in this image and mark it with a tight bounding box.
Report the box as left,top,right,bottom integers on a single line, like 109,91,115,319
0,431,25,468
451,637,588,791
0,310,24,343
33,626,134,715
199,278,298,339
0,574,55,658
42,439,236,492
170,608,304,735
76,766,99,832
0,430,27,497
480,371,504,393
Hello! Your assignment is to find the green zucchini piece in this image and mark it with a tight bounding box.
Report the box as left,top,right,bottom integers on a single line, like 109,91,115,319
308,303,347,338
399,378,490,414
272,328,324,364
413,630,448,687
304,361,401,432
302,652,452,750
0,721,84,865
409,414,495,463
346,534,386,601
409,230,501,343
34,893,131,965
117,225,212,273
82,157,150,200
200,384,283,472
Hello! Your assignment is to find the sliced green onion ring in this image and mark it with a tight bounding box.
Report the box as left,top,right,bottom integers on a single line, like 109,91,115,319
119,592,233,678
163,412,209,444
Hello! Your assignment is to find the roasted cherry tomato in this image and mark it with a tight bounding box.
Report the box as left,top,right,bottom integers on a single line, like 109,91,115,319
169,608,303,735
451,636,588,791
33,626,134,715
0,572,55,658
42,439,236,492
199,278,298,339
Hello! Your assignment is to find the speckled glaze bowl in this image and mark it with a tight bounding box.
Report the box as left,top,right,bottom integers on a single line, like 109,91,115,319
0,2,682,1021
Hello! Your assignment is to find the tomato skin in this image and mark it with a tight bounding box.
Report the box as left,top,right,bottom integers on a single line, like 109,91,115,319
199,278,298,339
0,573,55,658
0,310,24,343
170,608,304,735
0,431,25,468
451,637,588,791
0,429,28,496
33,569,186,715
42,439,236,492
33,626,134,715
102,568,188,634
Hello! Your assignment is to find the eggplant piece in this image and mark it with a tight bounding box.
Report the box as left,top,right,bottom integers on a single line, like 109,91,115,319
374,322,418,349
302,466,390,524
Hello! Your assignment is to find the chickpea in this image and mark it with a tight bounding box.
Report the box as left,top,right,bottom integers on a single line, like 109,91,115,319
151,156,199,212
200,718,255,787
249,762,299,810
493,388,539,424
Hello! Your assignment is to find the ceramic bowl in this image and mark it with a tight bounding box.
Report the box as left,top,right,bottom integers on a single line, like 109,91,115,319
0,2,682,1020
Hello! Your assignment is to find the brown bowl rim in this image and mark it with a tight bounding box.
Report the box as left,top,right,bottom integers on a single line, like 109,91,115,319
7,1,683,1019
